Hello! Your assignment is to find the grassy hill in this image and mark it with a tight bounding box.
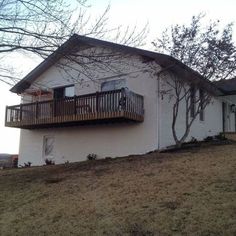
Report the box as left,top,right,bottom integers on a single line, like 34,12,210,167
0,143,236,236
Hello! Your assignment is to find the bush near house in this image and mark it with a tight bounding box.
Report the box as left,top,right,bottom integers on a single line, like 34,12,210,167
0,143,236,235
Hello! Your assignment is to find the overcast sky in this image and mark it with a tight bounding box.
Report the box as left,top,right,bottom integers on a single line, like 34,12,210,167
0,0,236,154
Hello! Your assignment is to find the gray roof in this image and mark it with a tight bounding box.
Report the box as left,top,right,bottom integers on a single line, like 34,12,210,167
213,77,236,95
10,34,223,96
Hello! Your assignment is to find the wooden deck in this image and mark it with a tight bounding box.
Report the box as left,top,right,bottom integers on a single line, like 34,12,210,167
5,89,144,129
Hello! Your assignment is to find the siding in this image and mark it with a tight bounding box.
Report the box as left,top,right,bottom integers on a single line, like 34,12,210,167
158,73,223,148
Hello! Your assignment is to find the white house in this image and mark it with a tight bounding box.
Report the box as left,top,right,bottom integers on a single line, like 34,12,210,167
5,35,236,166
214,78,236,132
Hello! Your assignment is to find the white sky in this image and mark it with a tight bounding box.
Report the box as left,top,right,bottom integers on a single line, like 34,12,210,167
0,0,236,153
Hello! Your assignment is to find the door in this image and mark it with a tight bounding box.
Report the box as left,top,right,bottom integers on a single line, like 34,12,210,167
222,102,232,132
43,136,55,164
235,111,236,132
53,86,75,116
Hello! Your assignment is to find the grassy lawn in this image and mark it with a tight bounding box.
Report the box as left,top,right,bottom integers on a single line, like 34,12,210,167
0,143,236,235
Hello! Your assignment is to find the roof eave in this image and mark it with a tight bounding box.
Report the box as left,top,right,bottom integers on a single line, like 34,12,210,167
10,34,224,97
10,34,79,93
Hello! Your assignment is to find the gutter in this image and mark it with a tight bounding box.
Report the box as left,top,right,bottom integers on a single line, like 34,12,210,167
220,96,235,105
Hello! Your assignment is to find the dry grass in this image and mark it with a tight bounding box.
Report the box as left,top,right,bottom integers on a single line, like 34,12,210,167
0,143,236,235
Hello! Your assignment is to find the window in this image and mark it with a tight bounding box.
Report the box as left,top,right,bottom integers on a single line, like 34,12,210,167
101,79,126,91
199,89,204,121
53,85,75,99
43,136,55,160
65,86,75,97
190,86,195,117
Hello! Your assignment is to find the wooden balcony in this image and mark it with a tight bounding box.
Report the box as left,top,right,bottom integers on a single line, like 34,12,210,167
5,89,144,129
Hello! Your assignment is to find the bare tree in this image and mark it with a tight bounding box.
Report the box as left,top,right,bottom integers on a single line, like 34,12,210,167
159,71,211,147
153,14,234,147
0,0,148,86
153,14,236,81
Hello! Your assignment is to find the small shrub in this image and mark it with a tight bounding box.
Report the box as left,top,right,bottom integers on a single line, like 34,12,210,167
64,160,69,165
45,159,55,165
190,137,198,143
87,153,97,160
23,162,32,167
204,136,214,142
215,133,227,141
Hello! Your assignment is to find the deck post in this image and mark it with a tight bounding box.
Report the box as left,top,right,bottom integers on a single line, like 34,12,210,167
74,96,77,116
5,106,8,124
35,102,39,119
121,88,126,111
96,92,99,112
19,104,22,121
53,100,56,117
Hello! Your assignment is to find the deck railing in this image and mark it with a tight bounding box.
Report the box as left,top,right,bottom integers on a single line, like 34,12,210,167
5,88,144,128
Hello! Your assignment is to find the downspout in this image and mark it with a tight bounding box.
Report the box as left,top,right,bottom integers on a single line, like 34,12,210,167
157,73,161,150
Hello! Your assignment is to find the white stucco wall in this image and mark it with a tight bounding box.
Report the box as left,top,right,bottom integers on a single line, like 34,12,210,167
19,48,161,166
158,73,223,148
19,123,152,166
18,45,226,166
221,95,236,132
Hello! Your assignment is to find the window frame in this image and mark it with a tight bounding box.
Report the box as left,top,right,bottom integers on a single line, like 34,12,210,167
53,84,75,99
43,135,55,159
101,79,126,92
